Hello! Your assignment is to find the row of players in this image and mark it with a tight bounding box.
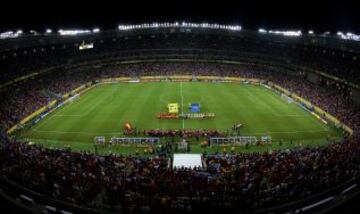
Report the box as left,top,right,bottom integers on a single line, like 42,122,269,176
157,112,215,119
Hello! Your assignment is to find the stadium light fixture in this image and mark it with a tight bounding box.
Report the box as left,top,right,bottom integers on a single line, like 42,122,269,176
0,30,23,39
308,30,314,34
118,22,241,31
0,31,14,39
322,31,330,36
92,28,100,33
258,28,267,33
258,28,301,37
347,33,360,41
268,30,302,37
58,29,92,36
337,31,360,41
46,29,52,34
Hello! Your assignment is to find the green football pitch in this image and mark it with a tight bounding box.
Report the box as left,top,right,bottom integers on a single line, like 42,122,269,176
20,82,342,154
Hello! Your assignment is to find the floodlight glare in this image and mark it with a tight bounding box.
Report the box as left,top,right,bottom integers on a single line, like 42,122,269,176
337,32,360,41
258,28,267,33
118,22,241,31
58,29,92,36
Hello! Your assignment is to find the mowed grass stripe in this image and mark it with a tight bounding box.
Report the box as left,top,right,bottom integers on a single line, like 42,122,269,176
255,86,329,131
250,87,318,134
248,86,329,140
229,84,273,134
42,85,119,142
248,86,298,133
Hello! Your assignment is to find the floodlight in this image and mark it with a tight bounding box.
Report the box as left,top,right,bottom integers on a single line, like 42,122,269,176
258,28,267,33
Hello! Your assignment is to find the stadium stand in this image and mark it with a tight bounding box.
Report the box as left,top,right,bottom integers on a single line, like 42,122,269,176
0,26,360,213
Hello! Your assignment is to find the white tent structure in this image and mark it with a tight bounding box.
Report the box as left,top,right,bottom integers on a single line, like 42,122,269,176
173,154,203,169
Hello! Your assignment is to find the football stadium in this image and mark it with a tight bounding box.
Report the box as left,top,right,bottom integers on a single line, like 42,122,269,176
1,8,360,213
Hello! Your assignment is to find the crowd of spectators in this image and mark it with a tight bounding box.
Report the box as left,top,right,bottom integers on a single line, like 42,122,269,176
0,81,50,129
1,133,360,213
1,32,359,84
1,61,360,212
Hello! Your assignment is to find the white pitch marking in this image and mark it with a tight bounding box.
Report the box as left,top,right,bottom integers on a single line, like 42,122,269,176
180,82,185,129
33,109,61,131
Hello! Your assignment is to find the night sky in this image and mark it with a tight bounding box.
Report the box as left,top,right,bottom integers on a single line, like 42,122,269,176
1,0,359,33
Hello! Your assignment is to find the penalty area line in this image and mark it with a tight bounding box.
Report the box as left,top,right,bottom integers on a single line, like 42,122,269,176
32,109,62,131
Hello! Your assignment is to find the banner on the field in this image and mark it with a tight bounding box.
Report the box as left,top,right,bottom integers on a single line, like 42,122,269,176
158,113,179,119
168,103,179,113
190,103,200,113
